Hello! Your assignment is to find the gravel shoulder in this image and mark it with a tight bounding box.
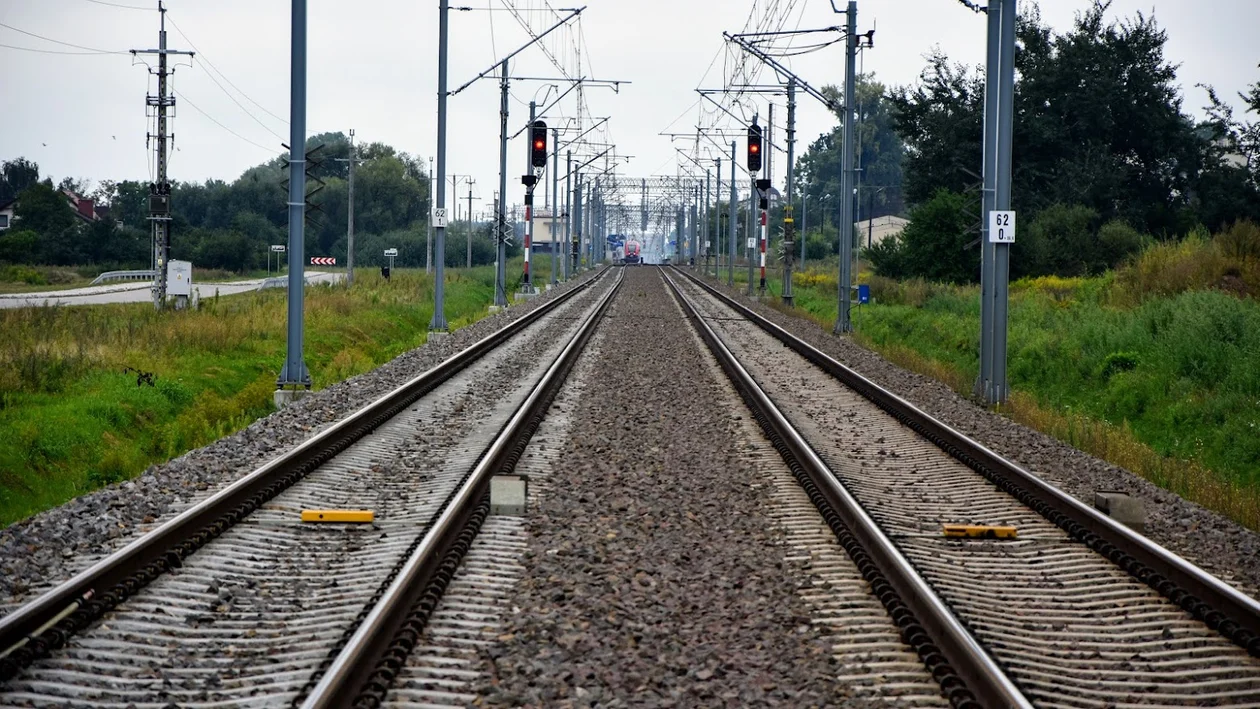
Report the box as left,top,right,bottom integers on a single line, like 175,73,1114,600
693,268,1260,601
0,269,605,614
476,267,848,707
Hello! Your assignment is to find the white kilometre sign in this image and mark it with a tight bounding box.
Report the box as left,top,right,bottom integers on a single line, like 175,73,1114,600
432,208,448,228
383,248,399,257
989,210,1016,243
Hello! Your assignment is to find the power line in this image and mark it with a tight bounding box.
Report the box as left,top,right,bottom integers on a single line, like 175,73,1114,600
165,14,290,126
0,42,119,55
0,21,127,54
173,88,283,155
190,59,286,140
81,0,151,9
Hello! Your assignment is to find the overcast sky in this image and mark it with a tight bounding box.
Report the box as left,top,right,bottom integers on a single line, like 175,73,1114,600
2,0,1257,216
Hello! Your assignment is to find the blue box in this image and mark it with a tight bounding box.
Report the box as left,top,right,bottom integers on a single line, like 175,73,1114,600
858,284,870,304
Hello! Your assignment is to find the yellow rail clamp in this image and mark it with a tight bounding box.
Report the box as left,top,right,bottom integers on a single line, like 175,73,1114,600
943,524,1018,539
301,509,375,523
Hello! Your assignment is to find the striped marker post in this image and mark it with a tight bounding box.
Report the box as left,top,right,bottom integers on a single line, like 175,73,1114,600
758,208,768,292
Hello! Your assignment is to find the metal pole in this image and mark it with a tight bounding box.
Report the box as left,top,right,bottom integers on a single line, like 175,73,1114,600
494,60,509,307
154,3,170,308
429,0,450,331
551,127,559,285
426,157,434,273
713,159,720,276
801,193,808,270
992,0,1016,404
704,169,712,274
783,77,797,305
346,129,355,286
740,180,750,299
978,0,1001,399
279,0,310,388
565,152,573,279
522,101,536,293
729,141,736,287
467,181,474,268
834,0,857,333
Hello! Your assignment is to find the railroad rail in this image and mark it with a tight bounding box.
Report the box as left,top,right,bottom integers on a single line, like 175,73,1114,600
665,266,1260,707
0,267,617,707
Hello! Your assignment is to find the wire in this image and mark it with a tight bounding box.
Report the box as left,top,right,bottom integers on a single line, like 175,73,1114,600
0,21,127,53
173,89,282,155
166,14,289,126
0,42,119,55
191,58,286,140
81,0,151,9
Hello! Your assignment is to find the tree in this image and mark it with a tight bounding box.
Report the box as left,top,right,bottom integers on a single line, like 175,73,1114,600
14,182,77,238
867,189,974,283
889,2,1207,235
0,158,40,203
796,74,906,220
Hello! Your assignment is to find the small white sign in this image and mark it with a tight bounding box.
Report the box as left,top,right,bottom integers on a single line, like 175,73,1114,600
432,208,448,227
270,244,286,253
705,240,711,248
384,248,399,256
746,237,756,249
168,260,192,297
989,210,1016,243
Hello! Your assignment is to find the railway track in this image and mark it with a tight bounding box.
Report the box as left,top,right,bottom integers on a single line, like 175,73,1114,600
0,267,621,708
664,266,1260,707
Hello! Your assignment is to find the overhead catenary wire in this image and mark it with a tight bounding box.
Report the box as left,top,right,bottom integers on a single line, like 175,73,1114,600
165,14,290,127
173,88,283,156
0,21,128,54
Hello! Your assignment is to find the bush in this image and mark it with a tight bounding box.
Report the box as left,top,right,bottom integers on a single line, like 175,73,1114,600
1017,204,1100,278
0,264,47,285
896,189,976,283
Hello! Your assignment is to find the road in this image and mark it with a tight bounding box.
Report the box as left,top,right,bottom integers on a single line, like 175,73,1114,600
0,272,345,309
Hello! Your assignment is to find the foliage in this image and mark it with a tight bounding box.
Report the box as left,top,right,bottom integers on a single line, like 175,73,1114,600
0,265,509,526
776,262,1260,530
796,75,906,220
1109,221,1260,305
0,158,40,203
888,2,1236,236
865,189,973,283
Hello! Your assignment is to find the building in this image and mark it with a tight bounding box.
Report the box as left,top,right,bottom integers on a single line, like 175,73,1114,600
0,189,105,231
854,215,908,248
514,208,566,252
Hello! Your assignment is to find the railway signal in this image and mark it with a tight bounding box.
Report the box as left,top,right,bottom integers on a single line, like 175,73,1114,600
746,123,763,173
530,120,548,168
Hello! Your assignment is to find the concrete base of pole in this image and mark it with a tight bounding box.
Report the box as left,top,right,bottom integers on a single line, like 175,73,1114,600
545,283,555,292
426,331,451,341
273,388,313,410
513,289,539,302
780,295,794,307
488,305,504,313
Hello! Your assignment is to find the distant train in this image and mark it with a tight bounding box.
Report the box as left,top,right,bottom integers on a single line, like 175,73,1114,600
621,240,642,265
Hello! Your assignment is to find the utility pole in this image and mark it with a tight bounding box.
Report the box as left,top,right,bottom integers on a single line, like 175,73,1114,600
333,129,359,285
276,0,310,396
519,102,540,297
572,172,582,274
564,151,572,280
494,60,509,307
704,169,711,274
430,0,451,332
782,77,797,306
465,179,478,268
131,0,192,310
977,0,1016,404
549,127,559,285
426,156,434,273
729,141,736,287
835,0,858,333
713,158,721,276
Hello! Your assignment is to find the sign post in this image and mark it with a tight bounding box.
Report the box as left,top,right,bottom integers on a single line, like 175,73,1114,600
383,247,397,281
269,244,286,275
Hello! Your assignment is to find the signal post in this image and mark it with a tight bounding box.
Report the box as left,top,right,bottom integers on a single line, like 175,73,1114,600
518,120,548,300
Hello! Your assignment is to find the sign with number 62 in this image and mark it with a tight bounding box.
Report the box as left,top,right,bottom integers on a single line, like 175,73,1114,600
989,211,1016,244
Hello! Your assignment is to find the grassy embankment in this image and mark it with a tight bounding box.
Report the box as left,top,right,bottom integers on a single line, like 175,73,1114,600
721,225,1260,530
0,258,564,526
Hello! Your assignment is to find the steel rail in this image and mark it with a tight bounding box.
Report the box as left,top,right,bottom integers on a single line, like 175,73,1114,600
673,266,1260,658
302,267,623,708
662,267,1028,708
0,268,610,677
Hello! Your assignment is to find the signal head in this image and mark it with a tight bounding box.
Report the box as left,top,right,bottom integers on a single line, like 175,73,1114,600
529,119,548,168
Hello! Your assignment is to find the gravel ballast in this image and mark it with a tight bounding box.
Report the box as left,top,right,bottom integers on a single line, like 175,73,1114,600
477,267,848,707
693,269,1260,600
0,268,605,614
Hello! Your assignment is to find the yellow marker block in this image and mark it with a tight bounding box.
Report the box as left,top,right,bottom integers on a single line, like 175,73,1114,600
301,509,375,523
943,524,1018,539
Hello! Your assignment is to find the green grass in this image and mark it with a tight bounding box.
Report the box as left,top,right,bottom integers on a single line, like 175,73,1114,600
704,255,1260,531
0,263,528,526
